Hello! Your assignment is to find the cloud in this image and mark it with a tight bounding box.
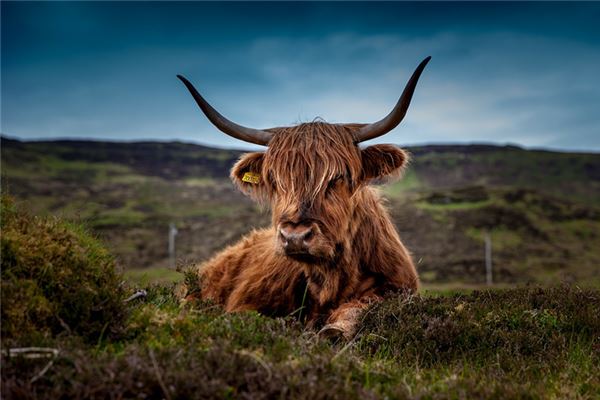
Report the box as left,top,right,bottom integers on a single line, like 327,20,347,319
2,22,599,152
188,31,597,151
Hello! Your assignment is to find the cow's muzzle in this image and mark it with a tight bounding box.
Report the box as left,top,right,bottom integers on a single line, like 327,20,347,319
278,222,315,255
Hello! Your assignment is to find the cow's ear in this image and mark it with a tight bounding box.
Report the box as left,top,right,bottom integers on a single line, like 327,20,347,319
231,152,267,200
360,144,409,182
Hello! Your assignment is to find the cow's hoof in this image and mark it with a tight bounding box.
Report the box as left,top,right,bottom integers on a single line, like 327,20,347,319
318,324,346,340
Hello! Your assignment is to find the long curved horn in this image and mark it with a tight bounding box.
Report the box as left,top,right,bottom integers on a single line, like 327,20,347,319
177,75,274,146
355,56,431,143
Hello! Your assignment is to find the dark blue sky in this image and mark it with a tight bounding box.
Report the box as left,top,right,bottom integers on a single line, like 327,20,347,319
2,2,600,151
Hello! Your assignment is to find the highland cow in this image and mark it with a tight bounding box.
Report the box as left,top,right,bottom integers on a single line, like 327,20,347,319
177,57,430,338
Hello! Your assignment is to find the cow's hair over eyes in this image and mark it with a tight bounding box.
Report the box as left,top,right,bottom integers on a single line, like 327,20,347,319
232,122,409,202
264,123,362,199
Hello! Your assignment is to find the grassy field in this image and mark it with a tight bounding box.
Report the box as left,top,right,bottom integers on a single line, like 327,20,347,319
4,284,599,399
2,186,600,398
2,137,599,288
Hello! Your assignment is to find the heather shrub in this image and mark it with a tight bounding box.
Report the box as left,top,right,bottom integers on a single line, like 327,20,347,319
1,196,126,344
358,286,600,368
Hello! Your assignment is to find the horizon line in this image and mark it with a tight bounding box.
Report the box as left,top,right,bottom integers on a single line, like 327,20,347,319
2,133,598,155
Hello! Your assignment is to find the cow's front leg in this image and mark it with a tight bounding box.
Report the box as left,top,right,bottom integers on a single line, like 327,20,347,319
318,296,381,340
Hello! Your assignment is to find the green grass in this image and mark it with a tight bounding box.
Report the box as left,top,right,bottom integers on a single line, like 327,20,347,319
381,169,422,196
1,196,126,344
420,282,514,295
465,227,522,251
417,199,492,211
124,267,184,285
89,208,149,227
183,177,218,187
3,139,599,288
2,284,598,399
398,186,600,286
2,203,599,398
125,268,512,295
411,147,600,206
2,153,133,184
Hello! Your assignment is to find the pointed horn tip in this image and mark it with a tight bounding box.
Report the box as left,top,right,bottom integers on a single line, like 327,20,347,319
177,75,198,93
177,75,195,87
176,72,273,146
354,56,432,143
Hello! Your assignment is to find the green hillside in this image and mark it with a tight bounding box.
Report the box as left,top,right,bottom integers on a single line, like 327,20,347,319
2,137,599,287
388,144,600,205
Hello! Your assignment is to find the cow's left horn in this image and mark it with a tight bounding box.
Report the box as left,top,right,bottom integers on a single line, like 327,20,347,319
355,56,431,143
177,75,274,146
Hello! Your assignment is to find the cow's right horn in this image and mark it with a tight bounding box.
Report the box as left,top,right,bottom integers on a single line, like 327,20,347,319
177,75,274,146
354,56,431,143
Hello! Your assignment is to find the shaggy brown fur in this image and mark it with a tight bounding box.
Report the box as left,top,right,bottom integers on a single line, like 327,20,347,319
190,122,418,338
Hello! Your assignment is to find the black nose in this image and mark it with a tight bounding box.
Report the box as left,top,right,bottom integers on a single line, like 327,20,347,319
279,224,314,253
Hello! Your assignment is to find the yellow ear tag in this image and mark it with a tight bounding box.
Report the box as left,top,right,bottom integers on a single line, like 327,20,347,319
242,171,261,184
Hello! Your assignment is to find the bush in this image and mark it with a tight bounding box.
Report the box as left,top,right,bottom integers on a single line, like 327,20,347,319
358,286,600,367
1,196,126,344
2,283,599,399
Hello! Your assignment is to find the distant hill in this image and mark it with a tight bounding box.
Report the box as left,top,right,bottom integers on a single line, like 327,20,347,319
1,137,242,180
2,136,599,286
3,137,599,204
402,144,600,205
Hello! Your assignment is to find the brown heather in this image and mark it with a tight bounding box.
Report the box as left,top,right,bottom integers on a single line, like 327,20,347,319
2,283,599,399
1,202,598,398
0,196,126,344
